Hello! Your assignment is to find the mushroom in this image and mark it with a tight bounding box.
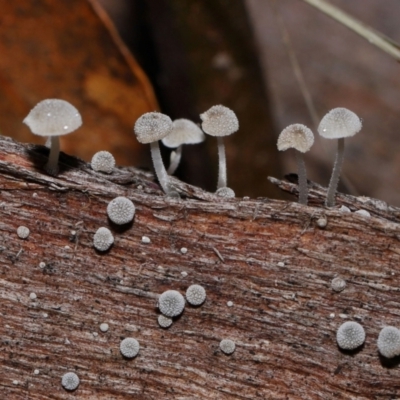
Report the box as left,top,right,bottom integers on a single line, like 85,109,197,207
336,321,365,350
318,107,362,207
134,112,178,197
158,290,185,317
186,284,206,306
23,99,82,175
161,118,205,175
220,339,236,355
200,105,239,197
277,123,314,205
377,326,400,358
120,337,140,358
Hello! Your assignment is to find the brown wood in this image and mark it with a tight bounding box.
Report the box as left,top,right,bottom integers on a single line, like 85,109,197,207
1,136,400,399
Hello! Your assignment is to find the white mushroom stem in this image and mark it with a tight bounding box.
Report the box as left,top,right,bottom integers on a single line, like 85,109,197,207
167,145,182,175
217,137,227,189
326,137,345,207
150,141,177,197
295,150,308,205
45,136,60,175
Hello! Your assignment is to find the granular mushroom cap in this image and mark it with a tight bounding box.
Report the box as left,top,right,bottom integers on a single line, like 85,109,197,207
158,314,173,328
158,290,185,317
120,337,140,358
107,197,135,225
331,277,346,292
134,112,173,143
93,227,114,252
186,284,206,306
17,226,30,239
220,339,236,355
377,326,400,358
318,107,362,139
200,105,239,137
61,372,80,391
277,124,314,153
91,151,115,174
162,119,205,148
336,321,365,350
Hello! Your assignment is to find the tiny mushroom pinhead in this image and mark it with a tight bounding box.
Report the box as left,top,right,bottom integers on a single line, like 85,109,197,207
61,372,80,391
336,321,365,350
277,123,314,205
120,337,140,358
107,197,135,225
220,339,236,355
134,112,178,197
200,105,239,198
377,326,400,358
91,151,115,174
318,107,362,207
23,99,82,176
161,118,205,175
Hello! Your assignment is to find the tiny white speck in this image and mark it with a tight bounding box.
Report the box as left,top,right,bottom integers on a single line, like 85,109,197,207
29,292,37,300
243,196,250,200
34,369,39,375
100,323,109,333
354,209,370,217
63,125,69,130
316,217,327,228
142,236,151,244
157,265,164,271
39,262,45,268
70,230,76,236
47,113,51,117
180,247,188,254
277,262,285,267
227,301,233,307
65,338,71,345
137,185,143,190
64,245,70,250
32,193,38,197
339,313,348,319
392,272,395,276
181,271,188,277
43,313,48,318
13,380,18,385
339,205,351,213
92,332,98,337
330,313,335,318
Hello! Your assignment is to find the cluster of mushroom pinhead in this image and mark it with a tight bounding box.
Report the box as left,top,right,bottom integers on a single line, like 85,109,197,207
277,107,362,206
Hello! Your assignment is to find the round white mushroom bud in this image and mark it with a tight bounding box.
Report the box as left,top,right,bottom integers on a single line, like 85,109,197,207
331,277,346,292
220,339,236,355
158,314,173,329
107,197,135,225
336,321,365,350
318,108,362,207
99,323,109,333
354,209,370,218
91,151,115,174
158,290,185,317
134,112,177,197
93,227,114,252
277,124,314,205
215,187,235,198
17,226,30,239
186,284,206,306
377,326,400,358
200,105,239,194
23,99,82,176
61,372,80,391
120,337,140,358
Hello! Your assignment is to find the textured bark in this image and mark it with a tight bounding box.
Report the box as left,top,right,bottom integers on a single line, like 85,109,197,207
1,136,400,399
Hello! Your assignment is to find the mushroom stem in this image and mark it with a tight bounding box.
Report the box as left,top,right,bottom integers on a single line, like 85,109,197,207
295,150,308,205
326,137,345,207
217,137,227,189
150,141,178,197
45,136,60,175
167,145,182,175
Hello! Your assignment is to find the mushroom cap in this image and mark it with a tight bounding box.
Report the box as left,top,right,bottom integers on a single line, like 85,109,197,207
277,124,314,153
220,339,236,355
107,197,135,225
157,314,173,328
120,337,140,358
377,326,400,358
186,284,206,306
200,105,239,137
134,112,173,144
91,151,115,174
93,227,114,252
336,321,365,350
158,290,185,317
61,372,80,391
318,107,362,139
23,99,82,137
161,119,205,148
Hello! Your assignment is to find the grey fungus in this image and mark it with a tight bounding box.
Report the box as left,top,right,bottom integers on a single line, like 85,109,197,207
186,284,206,306
377,326,400,358
336,321,365,350
220,339,236,355
158,290,185,317
354,209,371,218
93,227,114,252
29,292,37,300
215,187,235,199
99,323,109,333
158,314,173,329
61,372,80,391
23,99,82,176
17,226,30,239
277,124,314,205
180,247,188,254
120,337,140,358
134,112,177,197
142,236,151,244
91,151,115,174
107,197,135,225
318,108,362,207
331,277,346,292
200,105,239,195
162,119,205,175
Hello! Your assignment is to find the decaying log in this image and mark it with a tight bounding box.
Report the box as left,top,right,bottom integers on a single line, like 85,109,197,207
1,135,400,399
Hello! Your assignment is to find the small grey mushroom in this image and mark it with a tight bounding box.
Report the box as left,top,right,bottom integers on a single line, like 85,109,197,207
277,124,314,205
162,119,205,175
91,151,115,174
318,108,362,207
23,99,82,175
200,105,239,196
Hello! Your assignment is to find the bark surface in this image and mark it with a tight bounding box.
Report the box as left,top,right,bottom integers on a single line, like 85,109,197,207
1,136,400,399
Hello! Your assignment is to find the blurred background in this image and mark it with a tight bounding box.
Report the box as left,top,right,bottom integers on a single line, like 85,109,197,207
1,0,399,205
